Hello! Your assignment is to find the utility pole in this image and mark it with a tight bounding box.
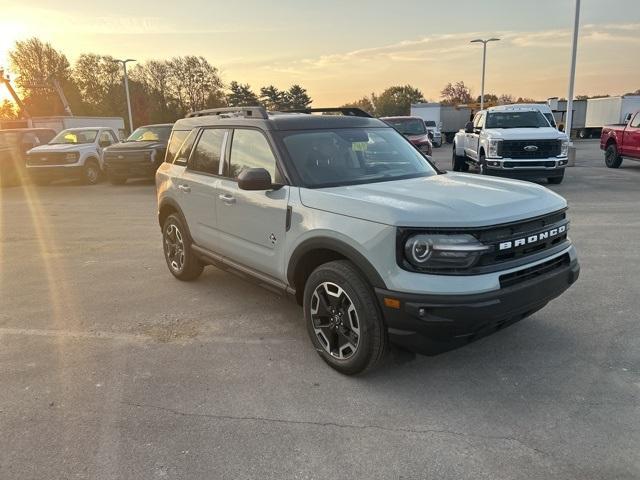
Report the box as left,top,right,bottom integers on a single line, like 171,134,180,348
470,38,500,110
565,0,581,141
114,59,136,133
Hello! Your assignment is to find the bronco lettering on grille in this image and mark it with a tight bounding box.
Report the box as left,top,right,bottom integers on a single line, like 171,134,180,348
498,225,566,251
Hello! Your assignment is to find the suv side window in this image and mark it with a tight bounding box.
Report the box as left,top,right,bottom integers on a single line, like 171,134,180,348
227,129,277,180
188,129,226,175
630,113,640,128
166,130,191,164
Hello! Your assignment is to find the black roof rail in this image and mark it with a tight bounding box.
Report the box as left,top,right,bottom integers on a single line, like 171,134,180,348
186,106,268,120
283,107,373,118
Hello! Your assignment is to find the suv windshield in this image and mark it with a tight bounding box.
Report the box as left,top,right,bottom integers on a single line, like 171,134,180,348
424,120,436,127
384,118,427,136
280,127,437,188
485,111,549,129
50,129,98,144
126,126,172,142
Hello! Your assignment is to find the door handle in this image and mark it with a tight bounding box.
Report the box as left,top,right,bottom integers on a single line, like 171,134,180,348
178,184,191,193
218,193,236,204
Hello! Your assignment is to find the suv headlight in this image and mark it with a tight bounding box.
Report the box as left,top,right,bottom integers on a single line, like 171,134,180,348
64,152,79,164
487,139,502,158
559,139,569,157
403,233,489,271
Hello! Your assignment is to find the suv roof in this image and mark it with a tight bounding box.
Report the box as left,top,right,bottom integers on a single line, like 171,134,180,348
173,107,387,131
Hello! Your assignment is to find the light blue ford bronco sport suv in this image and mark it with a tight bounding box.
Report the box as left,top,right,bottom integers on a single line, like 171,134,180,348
156,107,580,375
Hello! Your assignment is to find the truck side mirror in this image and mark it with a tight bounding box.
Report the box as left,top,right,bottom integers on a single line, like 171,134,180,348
464,121,475,134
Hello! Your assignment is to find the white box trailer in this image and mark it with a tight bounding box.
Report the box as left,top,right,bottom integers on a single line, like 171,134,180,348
547,98,587,138
583,96,640,138
410,103,471,143
29,116,126,139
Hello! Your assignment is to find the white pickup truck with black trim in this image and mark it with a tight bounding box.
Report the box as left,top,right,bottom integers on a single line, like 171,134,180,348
452,105,570,184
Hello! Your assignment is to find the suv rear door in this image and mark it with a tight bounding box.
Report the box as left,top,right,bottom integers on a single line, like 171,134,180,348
215,128,289,280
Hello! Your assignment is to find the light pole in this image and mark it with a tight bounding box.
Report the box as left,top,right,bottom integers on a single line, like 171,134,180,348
470,38,500,110
565,0,581,142
114,58,136,133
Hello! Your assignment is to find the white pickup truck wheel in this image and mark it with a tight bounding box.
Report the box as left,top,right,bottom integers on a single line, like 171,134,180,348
82,159,101,185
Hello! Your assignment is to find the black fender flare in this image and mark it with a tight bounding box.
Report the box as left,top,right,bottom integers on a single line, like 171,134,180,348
287,236,387,290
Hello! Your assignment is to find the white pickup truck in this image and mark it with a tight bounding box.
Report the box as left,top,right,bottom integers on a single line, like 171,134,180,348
26,127,120,185
452,105,570,184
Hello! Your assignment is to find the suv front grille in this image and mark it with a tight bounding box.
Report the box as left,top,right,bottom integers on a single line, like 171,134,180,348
499,253,570,288
28,152,68,165
499,140,561,159
104,150,152,165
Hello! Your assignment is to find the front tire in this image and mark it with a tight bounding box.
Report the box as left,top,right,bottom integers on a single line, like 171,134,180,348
605,144,623,168
478,153,488,175
548,173,564,185
82,159,101,185
304,260,387,375
162,213,203,281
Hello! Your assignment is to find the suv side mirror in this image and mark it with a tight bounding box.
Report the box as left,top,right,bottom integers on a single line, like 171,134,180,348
464,121,475,134
238,168,273,191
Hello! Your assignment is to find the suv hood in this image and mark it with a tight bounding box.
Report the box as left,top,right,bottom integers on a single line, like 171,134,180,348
299,173,566,228
485,127,566,140
28,143,92,153
105,141,164,151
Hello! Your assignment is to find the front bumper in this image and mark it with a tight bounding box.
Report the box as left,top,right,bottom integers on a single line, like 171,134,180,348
375,255,580,354
484,157,568,179
27,164,84,179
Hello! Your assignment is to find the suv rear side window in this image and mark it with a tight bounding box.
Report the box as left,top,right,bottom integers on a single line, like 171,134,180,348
227,129,277,180
166,130,194,165
188,129,226,175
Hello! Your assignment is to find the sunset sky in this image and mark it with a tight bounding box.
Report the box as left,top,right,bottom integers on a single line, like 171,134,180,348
1,0,639,105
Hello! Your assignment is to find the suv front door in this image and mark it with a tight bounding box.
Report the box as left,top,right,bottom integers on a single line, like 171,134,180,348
215,128,289,280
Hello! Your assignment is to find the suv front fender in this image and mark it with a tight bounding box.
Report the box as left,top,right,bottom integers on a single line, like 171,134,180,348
287,236,387,294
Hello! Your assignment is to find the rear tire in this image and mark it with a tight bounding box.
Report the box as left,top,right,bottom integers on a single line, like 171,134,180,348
452,145,468,172
303,260,388,375
162,213,203,281
605,144,623,168
82,159,101,185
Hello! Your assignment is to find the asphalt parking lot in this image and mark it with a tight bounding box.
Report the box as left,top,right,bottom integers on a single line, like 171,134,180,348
1,139,638,480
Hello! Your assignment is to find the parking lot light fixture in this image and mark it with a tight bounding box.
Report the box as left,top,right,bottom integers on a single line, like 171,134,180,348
114,58,136,133
470,38,500,111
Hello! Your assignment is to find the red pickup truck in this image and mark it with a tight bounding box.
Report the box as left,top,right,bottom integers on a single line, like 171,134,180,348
601,111,640,168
